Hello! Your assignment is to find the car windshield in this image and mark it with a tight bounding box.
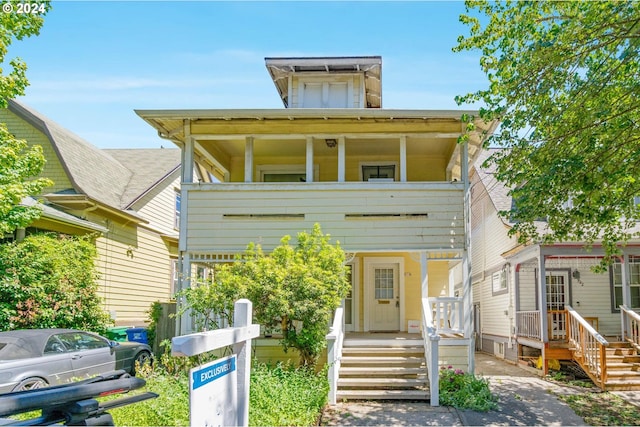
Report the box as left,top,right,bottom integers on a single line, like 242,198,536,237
0,338,40,360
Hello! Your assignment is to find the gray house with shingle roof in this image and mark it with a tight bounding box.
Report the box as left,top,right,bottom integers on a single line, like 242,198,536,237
3,99,186,326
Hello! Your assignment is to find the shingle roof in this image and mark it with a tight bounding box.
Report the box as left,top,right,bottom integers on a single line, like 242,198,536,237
8,100,180,211
474,148,513,217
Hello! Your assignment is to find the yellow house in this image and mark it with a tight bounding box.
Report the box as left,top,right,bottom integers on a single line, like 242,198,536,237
137,56,497,402
2,100,184,327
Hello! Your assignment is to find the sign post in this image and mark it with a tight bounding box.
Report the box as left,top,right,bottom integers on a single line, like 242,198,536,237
172,299,260,427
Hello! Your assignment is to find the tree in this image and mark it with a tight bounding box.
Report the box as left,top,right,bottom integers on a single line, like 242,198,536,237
181,224,351,367
0,233,113,333
454,1,640,266
0,2,52,234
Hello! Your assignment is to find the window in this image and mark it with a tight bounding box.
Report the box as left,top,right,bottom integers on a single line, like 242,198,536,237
174,190,181,230
360,163,397,181
257,165,318,182
374,268,395,299
492,270,508,295
610,255,640,310
170,259,179,296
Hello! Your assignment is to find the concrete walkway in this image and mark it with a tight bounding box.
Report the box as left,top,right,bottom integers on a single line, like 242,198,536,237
322,352,591,426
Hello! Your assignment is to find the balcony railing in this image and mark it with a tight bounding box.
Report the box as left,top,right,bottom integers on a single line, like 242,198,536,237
182,181,465,253
429,297,464,335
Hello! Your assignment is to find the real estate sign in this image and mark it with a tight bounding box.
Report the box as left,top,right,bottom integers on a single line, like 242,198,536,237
189,355,238,427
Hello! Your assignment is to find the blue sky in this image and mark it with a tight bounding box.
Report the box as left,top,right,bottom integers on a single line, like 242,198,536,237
12,1,487,149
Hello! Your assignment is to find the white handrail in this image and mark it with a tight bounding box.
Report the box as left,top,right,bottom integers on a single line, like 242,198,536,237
566,306,607,346
422,298,439,406
620,305,640,348
429,297,463,334
326,307,344,405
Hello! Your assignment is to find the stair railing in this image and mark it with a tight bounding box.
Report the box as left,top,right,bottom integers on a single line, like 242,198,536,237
620,305,640,352
429,297,464,335
422,297,440,406
566,305,609,387
326,307,344,405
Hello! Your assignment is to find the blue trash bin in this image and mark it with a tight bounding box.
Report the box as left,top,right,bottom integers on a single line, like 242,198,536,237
126,327,148,344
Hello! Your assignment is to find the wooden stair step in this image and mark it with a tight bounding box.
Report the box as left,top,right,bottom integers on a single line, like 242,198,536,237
604,380,640,391
341,356,425,365
342,347,424,355
336,389,430,401
340,366,426,376
338,377,427,388
606,370,640,378
343,339,424,348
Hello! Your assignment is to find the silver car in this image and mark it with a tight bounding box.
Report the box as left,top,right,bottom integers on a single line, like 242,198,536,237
0,328,152,394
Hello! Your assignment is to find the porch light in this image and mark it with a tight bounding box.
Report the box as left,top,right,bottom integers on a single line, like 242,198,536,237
325,138,337,148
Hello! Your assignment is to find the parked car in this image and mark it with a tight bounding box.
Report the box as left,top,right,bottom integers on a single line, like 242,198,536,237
0,328,152,394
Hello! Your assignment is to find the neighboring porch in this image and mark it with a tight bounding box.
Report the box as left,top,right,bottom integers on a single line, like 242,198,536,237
516,305,640,390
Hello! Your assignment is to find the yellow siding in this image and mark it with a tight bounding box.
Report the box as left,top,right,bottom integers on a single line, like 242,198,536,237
439,343,470,372
228,152,448,183
0,109,72,192
134,172,181,236
93,216,174,326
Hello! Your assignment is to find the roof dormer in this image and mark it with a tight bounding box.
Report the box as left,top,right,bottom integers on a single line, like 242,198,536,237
265,56,382,109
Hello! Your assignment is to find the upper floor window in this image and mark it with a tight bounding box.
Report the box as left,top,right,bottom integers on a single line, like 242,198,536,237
257,164,318,182
610,255,640,311
361,163,396,182
298,77,352,108
174,190,181,230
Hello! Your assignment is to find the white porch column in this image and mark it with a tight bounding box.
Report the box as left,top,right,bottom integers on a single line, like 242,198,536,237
337,137,345,182
306,137,314,183
621,253,631,308
177,253,192,336
461,141,474,372
420,251,428,298
244,136,254,183
399,136,407,182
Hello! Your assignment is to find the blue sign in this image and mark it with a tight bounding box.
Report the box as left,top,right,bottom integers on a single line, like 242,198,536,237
191,357,236,390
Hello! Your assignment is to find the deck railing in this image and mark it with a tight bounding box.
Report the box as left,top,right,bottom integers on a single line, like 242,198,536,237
548,310,568,342
620,305,640,352
422,298,440,406
429,297,464,335
516,311,541,340
566,305,609,386
326,307,344,405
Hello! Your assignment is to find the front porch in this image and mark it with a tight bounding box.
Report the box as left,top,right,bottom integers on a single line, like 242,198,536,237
327,296,474,406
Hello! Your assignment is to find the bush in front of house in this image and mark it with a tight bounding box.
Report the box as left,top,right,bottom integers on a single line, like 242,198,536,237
0,233,113,334
439,365,498,411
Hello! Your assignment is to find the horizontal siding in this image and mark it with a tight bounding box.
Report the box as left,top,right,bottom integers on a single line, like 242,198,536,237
134,172,181,235
0,109,73,192
94,218,174,326
439,344,470,372
184,182,465,252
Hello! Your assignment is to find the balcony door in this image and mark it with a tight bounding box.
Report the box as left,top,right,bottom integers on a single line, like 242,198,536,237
546,270,570,340
364,258,403,331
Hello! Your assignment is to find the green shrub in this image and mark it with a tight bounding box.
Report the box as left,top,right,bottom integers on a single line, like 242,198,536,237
0,233,112,333
439,366,498,411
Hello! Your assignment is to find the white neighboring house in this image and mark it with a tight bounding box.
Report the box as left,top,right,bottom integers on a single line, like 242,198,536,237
463,148,640,391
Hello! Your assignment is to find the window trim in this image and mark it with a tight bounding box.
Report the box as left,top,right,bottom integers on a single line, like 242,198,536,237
256,164,319,182
359,161,399,182
610,255,640,312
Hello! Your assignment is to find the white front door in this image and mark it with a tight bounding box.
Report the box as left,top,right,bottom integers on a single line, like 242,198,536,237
546,271,570,340
368,263,400,331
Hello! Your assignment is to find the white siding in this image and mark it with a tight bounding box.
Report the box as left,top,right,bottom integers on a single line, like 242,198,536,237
183,182,465,253
134,172,181,235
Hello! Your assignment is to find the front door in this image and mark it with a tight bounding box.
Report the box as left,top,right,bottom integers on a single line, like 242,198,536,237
546,271,570,340
369,263,400,331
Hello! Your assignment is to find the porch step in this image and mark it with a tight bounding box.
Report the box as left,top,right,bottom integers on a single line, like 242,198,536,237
341,356,425,365
340,366,427,376
337,337,429,401
336,389,430,401
338,378,427,388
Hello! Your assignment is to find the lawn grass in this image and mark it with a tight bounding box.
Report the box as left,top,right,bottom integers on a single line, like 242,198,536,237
557,392,640,426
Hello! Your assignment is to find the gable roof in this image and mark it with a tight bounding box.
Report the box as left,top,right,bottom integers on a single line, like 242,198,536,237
8,100,180,211
473,148,513,217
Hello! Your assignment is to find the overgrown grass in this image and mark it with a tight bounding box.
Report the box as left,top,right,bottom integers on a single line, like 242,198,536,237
250,362,329,426
558,392,640,426
106,359,328,426
439,366,498,412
